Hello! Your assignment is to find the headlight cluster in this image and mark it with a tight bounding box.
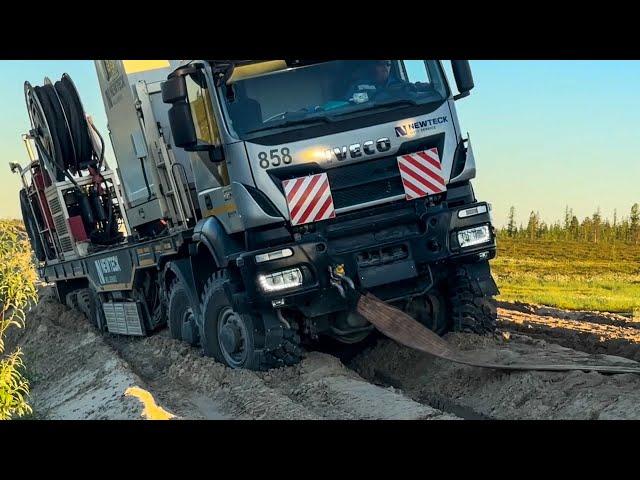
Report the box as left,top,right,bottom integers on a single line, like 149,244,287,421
258,268,303,292
457,225,491,248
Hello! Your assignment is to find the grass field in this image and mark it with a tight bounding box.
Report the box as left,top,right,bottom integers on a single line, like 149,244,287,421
492,236,640,314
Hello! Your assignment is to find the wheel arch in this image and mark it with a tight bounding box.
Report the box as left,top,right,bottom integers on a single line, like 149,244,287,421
162,257,203,320
192,216,243,270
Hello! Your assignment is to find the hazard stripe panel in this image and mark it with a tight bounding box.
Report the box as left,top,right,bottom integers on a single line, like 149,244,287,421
282,173,336,226
397,148,447,200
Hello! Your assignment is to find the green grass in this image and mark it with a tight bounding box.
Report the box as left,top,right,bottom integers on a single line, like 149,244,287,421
492,236,640,313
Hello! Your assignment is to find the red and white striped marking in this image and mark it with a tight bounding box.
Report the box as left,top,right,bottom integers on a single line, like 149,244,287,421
282,173,336,226
397,148,447,200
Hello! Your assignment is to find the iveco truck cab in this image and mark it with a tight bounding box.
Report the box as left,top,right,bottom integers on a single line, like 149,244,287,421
159,59,498,369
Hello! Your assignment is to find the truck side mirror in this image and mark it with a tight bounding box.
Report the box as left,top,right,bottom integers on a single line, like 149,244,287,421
161,76,188,103
451,60,474,100
166,101,198,149
162,66,224,161
162,72,198,150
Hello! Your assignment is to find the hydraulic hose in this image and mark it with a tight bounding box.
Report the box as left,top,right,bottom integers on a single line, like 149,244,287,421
88,119,105,171
54,75,94,171
32,84,71,180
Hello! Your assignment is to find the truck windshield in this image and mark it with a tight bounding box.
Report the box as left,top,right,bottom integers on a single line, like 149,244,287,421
218,60,448,140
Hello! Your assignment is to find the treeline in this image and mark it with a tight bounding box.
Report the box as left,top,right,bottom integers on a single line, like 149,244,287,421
500,204,640,244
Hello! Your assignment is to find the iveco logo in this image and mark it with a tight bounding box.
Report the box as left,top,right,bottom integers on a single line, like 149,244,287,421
325,137,391,162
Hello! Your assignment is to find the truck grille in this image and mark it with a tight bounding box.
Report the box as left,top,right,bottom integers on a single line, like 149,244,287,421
270,134,445,214
326,156,405,210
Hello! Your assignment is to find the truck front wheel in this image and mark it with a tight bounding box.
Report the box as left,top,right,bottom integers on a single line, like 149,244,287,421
199,271,264,370
200,271,303,370
447,265,497,334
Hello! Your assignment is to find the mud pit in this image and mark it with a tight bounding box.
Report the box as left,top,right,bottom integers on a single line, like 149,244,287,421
9,287,451,420
9,287,640,420
351,332,640,419
496,301,640,362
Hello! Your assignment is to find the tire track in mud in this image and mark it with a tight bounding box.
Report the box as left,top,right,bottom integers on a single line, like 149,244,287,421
349,331,640,420
20,287,640,420
497,303,640,362
105,332,456,420
108,304,640,420
17,287,454,420
6,291,149,420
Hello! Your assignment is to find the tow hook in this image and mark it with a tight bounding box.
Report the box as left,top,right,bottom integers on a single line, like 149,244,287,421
329,264,356,299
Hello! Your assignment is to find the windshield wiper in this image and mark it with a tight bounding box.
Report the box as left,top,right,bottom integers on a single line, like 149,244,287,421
245,115,333,135
328,98,421,119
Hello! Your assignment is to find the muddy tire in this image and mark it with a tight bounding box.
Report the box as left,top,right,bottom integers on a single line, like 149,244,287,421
405,291,450,335
65,291,79,310
266,331,304,368
200,271,302,371
448,266,497,334
76,288,103,330
167,279,195,343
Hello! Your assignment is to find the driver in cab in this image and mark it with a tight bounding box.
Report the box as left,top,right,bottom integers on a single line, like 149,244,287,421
345,60,405,104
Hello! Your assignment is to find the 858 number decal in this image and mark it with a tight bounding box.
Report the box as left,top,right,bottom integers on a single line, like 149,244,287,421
258,147,292,168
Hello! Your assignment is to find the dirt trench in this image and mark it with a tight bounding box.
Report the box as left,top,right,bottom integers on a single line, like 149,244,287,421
8,287,452,420
496,301,640,362
350,328,640,420
9,287,640,420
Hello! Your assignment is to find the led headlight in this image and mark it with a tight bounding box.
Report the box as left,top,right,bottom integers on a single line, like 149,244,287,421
457,225,491,248
258,268,303,292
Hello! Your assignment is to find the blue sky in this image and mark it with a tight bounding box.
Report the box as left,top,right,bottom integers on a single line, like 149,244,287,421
1,60,639,227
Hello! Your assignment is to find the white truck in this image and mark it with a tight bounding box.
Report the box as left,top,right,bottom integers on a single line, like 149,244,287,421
13,60,499,370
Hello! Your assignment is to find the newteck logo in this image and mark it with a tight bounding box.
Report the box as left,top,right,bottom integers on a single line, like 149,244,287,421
95,255,121,284
395,116,448,137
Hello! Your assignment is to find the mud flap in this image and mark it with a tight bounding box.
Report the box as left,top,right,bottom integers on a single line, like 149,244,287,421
261,311,285,351
356,292,640,375
464,261,500,297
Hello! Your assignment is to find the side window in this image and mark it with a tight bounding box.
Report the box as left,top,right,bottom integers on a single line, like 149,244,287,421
185,72,221,146
402,60,431,84
184,71,229,186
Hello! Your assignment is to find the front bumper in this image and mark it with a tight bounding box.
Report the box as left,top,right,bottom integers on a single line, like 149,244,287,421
235,200,496,317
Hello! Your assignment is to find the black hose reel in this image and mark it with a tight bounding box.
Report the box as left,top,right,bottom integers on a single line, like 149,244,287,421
24,74,120,246
24,74,102,182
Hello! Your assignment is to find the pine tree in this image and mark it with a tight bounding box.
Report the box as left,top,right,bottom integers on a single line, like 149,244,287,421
592,207,602,243
507,206,517,237
631,204,640,245
581,217,593,242
526,211,539,240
